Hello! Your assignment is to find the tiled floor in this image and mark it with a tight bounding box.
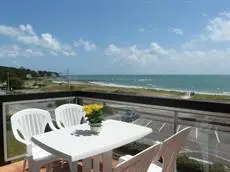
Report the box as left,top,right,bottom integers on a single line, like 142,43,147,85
0,160,118,172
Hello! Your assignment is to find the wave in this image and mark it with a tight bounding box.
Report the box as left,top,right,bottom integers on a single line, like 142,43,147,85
90,81,188,92
89,81,145,89
138,79,152,82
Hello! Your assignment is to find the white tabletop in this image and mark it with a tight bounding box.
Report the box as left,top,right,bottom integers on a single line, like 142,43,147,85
32,119,152,162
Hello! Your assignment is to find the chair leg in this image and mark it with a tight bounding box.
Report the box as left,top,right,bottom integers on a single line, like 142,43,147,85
46,163,52,172
22,159,27,172
32,164,40,172
102,151,112,172
60,158,65,168
27,159,33,172
69,160,78,172
83,158,91,172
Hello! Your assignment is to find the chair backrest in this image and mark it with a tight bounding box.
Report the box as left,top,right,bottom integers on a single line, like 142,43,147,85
55,103,85,128
161,127,192,172
113,143,162,172
11,108,52,143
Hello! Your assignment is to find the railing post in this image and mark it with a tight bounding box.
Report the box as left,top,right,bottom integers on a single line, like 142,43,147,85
0,102,5,166
174,111,178,134
73,97,77,104
77,98,83,105
173,111,178,172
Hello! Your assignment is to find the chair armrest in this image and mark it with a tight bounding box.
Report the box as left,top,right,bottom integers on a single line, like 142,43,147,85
12,128,30,145
155,141,162,144
81,116,88,124
117,155,133,165
25,143,32,156
48,121,58,131
11,127,33,156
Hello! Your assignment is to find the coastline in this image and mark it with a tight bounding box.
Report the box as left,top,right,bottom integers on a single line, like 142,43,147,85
88,81,230,96
42,79,230,102
8,77,227,102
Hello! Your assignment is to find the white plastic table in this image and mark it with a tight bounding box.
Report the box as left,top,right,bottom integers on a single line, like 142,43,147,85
32,119,152,172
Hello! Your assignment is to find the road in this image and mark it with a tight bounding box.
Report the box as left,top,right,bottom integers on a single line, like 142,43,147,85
105,103,230,166
108,114,230,166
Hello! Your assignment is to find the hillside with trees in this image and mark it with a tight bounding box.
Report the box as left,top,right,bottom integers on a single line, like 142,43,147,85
0,66,60,90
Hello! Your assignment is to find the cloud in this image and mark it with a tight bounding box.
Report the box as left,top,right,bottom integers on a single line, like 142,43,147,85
0,24,76,56
182,11,230,49
106,12,230,73
106,43,171,65
19,24,36,35
73,39,96,52
105,41,230,74
139,28,146,32
0,44,44,58
169,27,184,35
182,35,207,49
219,11,230,18
202,13,208,17
205,13,230,41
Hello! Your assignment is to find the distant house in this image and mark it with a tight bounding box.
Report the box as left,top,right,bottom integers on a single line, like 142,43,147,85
26,74,32,79
51,73,58,78
0,82,7,89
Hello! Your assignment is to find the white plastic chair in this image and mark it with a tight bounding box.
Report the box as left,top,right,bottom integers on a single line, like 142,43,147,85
55,103,85,129
11,108,58,172
148,126,192,172
113,143,162,172
119,127,191,172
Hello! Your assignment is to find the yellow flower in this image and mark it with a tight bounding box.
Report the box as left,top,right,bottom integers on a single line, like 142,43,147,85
83,104,103,117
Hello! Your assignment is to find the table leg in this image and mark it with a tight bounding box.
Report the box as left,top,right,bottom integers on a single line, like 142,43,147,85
69,160,78,172
32,164,40,172
92,155,100,172
46,163,52,172
22,159,26,172
102,151,112,172
83,158,92,172
27,158,33,172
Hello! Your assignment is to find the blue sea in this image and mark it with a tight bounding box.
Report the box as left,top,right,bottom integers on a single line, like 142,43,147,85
69,75,230,94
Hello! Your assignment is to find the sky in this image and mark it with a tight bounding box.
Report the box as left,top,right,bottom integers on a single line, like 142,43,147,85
1,0,230,74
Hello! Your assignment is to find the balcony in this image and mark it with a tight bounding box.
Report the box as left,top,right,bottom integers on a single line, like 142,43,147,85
0,90,230,172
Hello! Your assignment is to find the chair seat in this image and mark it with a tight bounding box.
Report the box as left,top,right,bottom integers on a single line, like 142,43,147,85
32,145,56,161
118,155,133,163
118,154,162,172
147,163,162,172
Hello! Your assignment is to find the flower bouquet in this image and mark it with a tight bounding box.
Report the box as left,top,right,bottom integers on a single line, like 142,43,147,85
83,104,104,133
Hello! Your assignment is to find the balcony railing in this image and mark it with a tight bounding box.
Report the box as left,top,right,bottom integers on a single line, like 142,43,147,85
0,90,230,171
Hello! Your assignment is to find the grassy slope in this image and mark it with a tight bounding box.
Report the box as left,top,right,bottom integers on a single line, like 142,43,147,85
7,131,25,158
40,83,230,102
40,83,184,97
191,94,230,102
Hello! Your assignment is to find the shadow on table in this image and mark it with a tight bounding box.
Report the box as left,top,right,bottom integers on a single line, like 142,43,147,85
70,129,97,136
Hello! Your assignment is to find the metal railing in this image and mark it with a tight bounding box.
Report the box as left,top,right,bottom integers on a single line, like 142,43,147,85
0,90,230,166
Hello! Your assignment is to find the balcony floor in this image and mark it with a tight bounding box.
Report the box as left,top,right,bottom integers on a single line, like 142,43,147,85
0,160,118,172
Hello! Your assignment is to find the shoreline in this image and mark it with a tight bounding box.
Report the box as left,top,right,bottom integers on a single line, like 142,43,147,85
75,80,230,96
16,78,230,102
49,79,230,102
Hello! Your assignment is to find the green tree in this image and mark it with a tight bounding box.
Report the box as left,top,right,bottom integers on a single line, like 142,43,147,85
209,163,228,172
9,77,24,89
177,155,202,172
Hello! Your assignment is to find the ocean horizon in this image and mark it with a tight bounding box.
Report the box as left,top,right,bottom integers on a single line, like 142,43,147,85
66,75,230,95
